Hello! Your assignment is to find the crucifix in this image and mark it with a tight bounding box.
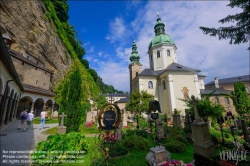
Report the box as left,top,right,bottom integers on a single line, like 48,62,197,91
109,95,114,104
190,95,202,123
59,112,67,126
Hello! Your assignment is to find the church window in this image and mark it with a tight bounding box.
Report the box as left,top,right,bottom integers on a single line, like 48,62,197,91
167,50,170,56
225,97,230,105
148,81,153,89
136,72,138,76
22,62,24,65
157,51,160,58
215,97,219,104
163,80,166,89
182,87,189,100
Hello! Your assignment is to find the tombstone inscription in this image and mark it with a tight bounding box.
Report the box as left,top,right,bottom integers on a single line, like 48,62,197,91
97,104,121,131
103,110,116,130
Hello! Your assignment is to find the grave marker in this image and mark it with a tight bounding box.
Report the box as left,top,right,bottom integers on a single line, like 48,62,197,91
57,112,67,134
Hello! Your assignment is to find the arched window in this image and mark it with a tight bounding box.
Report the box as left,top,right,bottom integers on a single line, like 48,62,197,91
225,97,230,105
136,72,138,76
148,81,153,89
157,51,160,58
167,50,170,56
163,80,166,89
215,97,219,104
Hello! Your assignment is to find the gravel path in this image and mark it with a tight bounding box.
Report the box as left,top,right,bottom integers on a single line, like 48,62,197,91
0,119,58,166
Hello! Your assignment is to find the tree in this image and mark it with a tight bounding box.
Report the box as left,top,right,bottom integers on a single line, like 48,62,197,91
231,82,250,117
92,95,108,111
50,0,69,22
81,59,89,69
58,67,85,133
88,68,98,82
200,0,250,50
181,93,225,119
125,89,153,116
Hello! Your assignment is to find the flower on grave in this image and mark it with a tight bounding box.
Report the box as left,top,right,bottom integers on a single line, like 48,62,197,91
161,160,191,166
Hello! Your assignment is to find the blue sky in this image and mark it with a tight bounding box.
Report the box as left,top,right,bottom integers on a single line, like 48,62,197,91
68,1,249,93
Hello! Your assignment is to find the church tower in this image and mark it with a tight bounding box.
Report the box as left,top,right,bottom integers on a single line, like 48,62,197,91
148,15,177,71
128,40,142,93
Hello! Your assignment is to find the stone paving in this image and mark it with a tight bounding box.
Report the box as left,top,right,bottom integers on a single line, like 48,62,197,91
0,119,58,166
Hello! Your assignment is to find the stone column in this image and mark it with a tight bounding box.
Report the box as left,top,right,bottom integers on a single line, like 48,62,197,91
6,97,14,123
51,103,54,115
11,100,17,120
1,96,9,128
12,100,19,119
31,102,35,112
123,112,128,127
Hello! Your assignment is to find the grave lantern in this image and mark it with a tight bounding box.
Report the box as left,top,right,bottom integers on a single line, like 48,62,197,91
2,33,12,51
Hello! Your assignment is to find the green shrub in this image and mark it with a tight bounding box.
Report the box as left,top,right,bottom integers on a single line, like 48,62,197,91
164,138,186,153
109,143,128,157
31,132,88,165
121,135,152,151
210,134,219,145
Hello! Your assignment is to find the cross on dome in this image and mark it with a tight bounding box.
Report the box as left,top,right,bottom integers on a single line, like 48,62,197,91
157,12,160,18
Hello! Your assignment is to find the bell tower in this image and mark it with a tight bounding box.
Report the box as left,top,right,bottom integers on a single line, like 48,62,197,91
128,40,142,93
148,14,177,71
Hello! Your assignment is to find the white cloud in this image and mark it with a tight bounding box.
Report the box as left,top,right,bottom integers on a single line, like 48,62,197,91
87,46,94,53
91,1,249,92
106,17,131,43
130,1,248,84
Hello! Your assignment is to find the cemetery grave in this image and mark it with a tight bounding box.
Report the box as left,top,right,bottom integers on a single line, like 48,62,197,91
31,96,250,166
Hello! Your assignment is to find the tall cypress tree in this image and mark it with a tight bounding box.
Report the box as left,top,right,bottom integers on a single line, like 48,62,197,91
58,68,85,133
231,82,250,117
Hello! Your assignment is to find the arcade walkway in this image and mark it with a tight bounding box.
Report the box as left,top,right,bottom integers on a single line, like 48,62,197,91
0,119,58,165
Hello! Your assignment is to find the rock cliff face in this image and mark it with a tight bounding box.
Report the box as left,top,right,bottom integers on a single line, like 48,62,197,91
0,0,73,83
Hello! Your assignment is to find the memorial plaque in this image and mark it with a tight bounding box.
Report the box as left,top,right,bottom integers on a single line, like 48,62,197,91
97,104,121,131
151,113,159,120
155,150,166,165
103,110,116,131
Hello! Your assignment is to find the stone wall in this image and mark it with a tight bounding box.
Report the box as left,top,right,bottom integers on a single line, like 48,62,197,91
0,0,73,86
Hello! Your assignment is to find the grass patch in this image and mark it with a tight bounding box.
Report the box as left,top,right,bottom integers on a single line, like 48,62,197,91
32,118,59,124
170,143,194,163
41,126,57,135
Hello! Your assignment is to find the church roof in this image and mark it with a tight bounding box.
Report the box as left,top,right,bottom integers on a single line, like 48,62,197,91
206,75,250,86
201,88,232,95
114,97,130,103
148,17,175,50
138,69,159,76
138,63,200,77
165,62,201,72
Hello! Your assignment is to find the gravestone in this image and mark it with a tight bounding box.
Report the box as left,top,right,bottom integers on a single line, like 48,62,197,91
86,111,93,123
117,120,123,141
190,95,215,165
190,95,202,122
172,109,181,127
103,110,116,130
156,119,164,139
184,109,192,133
122,112,127,127
146,146,171,166
57,112,67,134
53,111,58,119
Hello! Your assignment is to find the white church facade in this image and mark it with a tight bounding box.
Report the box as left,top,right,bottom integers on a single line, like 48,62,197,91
129,16,206,118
